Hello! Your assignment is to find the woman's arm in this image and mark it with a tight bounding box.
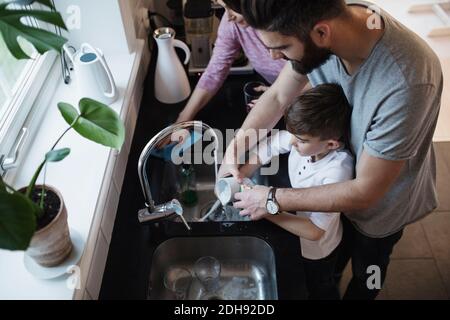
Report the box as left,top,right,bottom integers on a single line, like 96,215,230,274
176,87,217,123
176,16,240,123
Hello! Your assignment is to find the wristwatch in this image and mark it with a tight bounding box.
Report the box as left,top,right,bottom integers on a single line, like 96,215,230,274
266,187,280,215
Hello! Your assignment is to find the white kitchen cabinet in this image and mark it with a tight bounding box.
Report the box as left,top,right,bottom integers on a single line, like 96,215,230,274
83,290,93,300
100,182,121,244
86,230,109,299
112,100,135,190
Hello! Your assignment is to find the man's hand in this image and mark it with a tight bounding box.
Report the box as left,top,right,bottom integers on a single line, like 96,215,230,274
234,185,271,220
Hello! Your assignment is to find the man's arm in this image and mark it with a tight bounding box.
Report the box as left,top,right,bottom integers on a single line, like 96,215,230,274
219,63,308,180
240,63,308,132
234,150,405,216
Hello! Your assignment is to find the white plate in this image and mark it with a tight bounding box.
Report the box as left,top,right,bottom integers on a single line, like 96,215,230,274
23,229,85,280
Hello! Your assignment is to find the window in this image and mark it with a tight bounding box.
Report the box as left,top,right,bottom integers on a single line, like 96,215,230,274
0,36,37,124
0,1,59,176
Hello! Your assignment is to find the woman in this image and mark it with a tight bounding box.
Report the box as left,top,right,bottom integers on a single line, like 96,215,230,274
175,0,286,123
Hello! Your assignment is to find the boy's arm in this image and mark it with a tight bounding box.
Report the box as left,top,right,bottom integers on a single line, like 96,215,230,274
265,212,325,241
239,152,263,179
239,131,291,179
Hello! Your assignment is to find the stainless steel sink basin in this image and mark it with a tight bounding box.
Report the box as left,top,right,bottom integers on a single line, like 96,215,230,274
148,236,278,300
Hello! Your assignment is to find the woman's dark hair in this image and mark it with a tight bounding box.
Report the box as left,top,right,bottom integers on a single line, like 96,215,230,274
223,0,242,13
285,84,351,142
241,0,347,40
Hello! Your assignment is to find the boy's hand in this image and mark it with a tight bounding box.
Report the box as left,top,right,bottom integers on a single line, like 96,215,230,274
218,143,245,182
234,185,271,220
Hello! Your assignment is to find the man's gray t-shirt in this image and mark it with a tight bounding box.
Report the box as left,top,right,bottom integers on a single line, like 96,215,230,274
307,1,443,237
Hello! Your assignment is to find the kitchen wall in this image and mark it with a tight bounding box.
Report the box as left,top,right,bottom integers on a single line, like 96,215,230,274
54,0,152,55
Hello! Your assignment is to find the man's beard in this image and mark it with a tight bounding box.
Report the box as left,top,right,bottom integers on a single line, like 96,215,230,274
290,36,332,75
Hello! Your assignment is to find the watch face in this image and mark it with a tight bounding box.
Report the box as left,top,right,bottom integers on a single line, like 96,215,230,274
267,200,279,215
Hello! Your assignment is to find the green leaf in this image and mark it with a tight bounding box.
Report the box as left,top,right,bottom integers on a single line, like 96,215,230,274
13,0,54,9
45,148,70,162
57,102,79,126
0,192,37,251
58,99,125,150
0,2,67,59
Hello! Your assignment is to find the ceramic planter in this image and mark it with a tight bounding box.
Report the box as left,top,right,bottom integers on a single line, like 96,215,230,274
21,185,73,267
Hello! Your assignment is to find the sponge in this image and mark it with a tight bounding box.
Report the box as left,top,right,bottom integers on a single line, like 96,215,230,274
151,131,202,162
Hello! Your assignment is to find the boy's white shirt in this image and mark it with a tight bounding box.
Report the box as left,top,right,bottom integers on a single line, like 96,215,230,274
257,130,355,260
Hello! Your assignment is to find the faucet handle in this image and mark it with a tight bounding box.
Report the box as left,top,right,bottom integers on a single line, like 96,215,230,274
138,202,175,223
138,207,175,223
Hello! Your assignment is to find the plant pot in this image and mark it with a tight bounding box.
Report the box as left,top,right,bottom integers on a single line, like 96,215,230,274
20,185,73,267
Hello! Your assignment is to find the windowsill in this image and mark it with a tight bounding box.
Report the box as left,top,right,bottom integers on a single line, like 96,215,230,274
0,48,139,299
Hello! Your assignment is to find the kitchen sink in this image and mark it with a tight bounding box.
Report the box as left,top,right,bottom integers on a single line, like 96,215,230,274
158,160,268,223
147,236,278,300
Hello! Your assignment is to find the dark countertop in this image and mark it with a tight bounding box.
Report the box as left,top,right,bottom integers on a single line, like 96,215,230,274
99,50,307,300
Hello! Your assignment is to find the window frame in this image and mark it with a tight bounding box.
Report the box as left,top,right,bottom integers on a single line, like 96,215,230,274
0,2,61,177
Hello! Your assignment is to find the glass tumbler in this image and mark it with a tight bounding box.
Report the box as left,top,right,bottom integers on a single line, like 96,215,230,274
163,267,193,300
194,256,221,293
243,81,265,112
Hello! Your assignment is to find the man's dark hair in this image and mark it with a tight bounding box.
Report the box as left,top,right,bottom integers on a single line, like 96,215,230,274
223,0,242,13
285,84,351,142
241,0,347,40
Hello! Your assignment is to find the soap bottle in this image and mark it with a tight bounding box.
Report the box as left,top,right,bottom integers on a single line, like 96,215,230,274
179,163,198,207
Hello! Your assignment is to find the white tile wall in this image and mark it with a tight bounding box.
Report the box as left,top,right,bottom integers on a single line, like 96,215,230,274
55,0,130,56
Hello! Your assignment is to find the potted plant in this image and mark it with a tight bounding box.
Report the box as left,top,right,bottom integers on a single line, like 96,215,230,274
0,98,125,266
1,0,125,266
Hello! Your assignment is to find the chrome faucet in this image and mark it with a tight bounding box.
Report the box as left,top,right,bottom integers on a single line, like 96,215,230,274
137,121,219,226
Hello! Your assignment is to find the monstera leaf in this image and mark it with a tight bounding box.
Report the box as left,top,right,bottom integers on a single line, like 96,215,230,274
58,98,125,150
0,0,67,59
45,148,70,162
0,192,37,250
0,176,39,251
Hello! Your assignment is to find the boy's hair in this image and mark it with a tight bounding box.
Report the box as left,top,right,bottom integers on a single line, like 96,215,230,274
223,0,242,13
241,0,347,40
285,84,351,142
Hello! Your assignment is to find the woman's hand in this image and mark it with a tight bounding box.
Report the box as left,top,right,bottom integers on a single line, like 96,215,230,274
155,110,193,149
156,126,190,149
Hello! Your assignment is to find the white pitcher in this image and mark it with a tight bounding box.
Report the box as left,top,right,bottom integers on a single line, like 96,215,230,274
63,43,118,105
154,27,191,104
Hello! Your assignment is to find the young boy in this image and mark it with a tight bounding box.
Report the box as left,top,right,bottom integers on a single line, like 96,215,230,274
240,83,354,300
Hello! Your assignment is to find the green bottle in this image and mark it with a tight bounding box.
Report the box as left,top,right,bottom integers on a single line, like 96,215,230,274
180,164,198,207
